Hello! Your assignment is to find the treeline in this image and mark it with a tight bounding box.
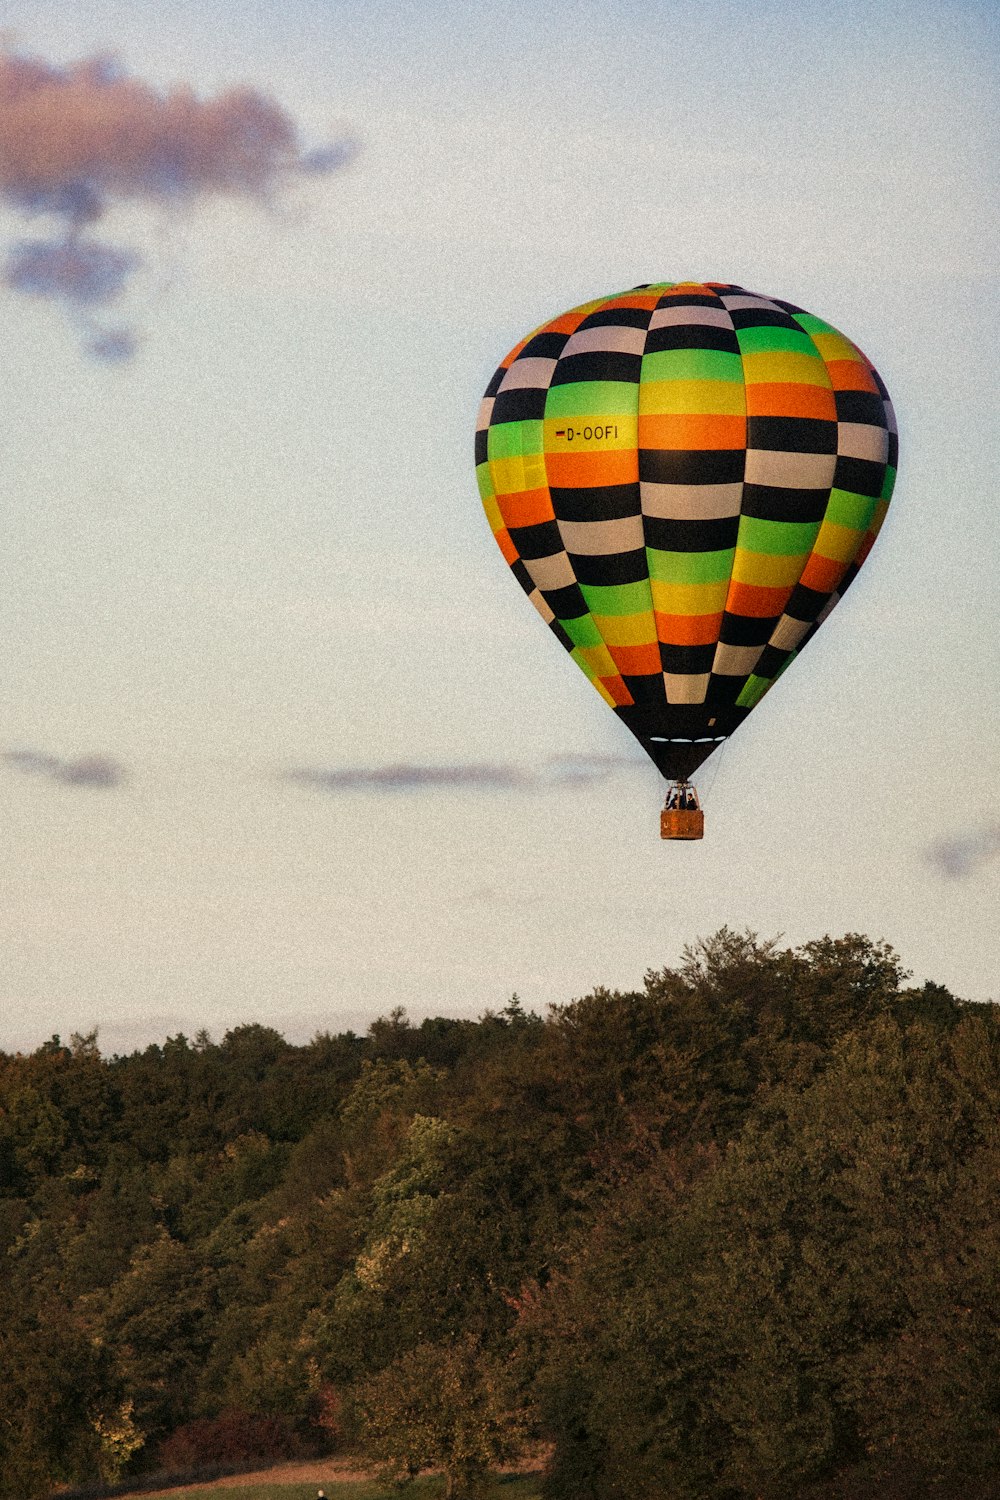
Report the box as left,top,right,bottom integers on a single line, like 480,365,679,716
1,931,998,1500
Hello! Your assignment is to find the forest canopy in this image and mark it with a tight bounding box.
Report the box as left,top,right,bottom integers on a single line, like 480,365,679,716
1,930,997,1500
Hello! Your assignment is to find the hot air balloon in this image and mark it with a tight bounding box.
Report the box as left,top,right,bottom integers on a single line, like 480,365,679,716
475,282,896,839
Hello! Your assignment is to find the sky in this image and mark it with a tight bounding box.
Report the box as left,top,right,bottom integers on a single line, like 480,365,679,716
2,0,998,1054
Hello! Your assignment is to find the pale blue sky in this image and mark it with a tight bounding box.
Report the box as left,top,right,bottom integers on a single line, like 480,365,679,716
2,0,998,1052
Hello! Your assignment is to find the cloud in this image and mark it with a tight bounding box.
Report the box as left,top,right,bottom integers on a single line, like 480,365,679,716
281,755,639,795
6,237,139,302
1,749,642,797
3,749,127,788
925,826,1000,880
0,46,356,359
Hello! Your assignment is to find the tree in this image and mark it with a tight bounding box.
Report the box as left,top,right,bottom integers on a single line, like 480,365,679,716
96,1232,216,1441
354,1334,527,1499
527,1005,1000,1500
0,1279,125,1498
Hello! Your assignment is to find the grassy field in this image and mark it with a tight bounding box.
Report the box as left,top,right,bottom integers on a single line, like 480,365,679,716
136,1475,542,1500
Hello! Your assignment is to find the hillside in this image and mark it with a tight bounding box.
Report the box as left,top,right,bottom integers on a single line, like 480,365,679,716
2,930,998,1500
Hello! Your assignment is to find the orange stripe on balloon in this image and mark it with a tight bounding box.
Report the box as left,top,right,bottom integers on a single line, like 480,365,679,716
544,450,639,487
496,528,520,565
497,488,555,529
743,382,837,419
639,413,746,450
798,553,847,593
655,611,724,645
499,342,529,368
608,642,662,676
598,675,634,706
541,311,595,336
598,293,662,311
824,359,879,393
725,581,794,617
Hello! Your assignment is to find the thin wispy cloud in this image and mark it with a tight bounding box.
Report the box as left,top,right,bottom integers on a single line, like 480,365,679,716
1,749,640,796
0,45,355,359
926,826,1000,881
281,756,639,795
3,749,127,788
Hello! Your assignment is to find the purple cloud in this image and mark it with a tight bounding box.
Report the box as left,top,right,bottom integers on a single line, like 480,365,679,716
5,238,139,304
926,826,1000,880
3,749,128,788
0,46,356,358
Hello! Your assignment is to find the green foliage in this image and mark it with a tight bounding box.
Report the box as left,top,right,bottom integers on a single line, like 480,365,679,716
2,930,997,1500
529,1000,1000,1499
0,1277,123,1498
354,1334,528,1498
340,1057,447,1136
95,1231,216,1439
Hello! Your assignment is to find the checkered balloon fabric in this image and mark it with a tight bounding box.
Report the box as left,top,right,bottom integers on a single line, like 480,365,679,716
476,282,896,780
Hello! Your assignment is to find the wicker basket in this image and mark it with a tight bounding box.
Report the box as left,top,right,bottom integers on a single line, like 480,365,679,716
660,807,705,841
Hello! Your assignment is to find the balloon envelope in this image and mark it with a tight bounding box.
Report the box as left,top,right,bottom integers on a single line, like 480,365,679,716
476,282,897,780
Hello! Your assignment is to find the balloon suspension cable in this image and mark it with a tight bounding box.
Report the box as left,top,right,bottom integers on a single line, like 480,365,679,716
662,778,701,810
698,738,729,804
